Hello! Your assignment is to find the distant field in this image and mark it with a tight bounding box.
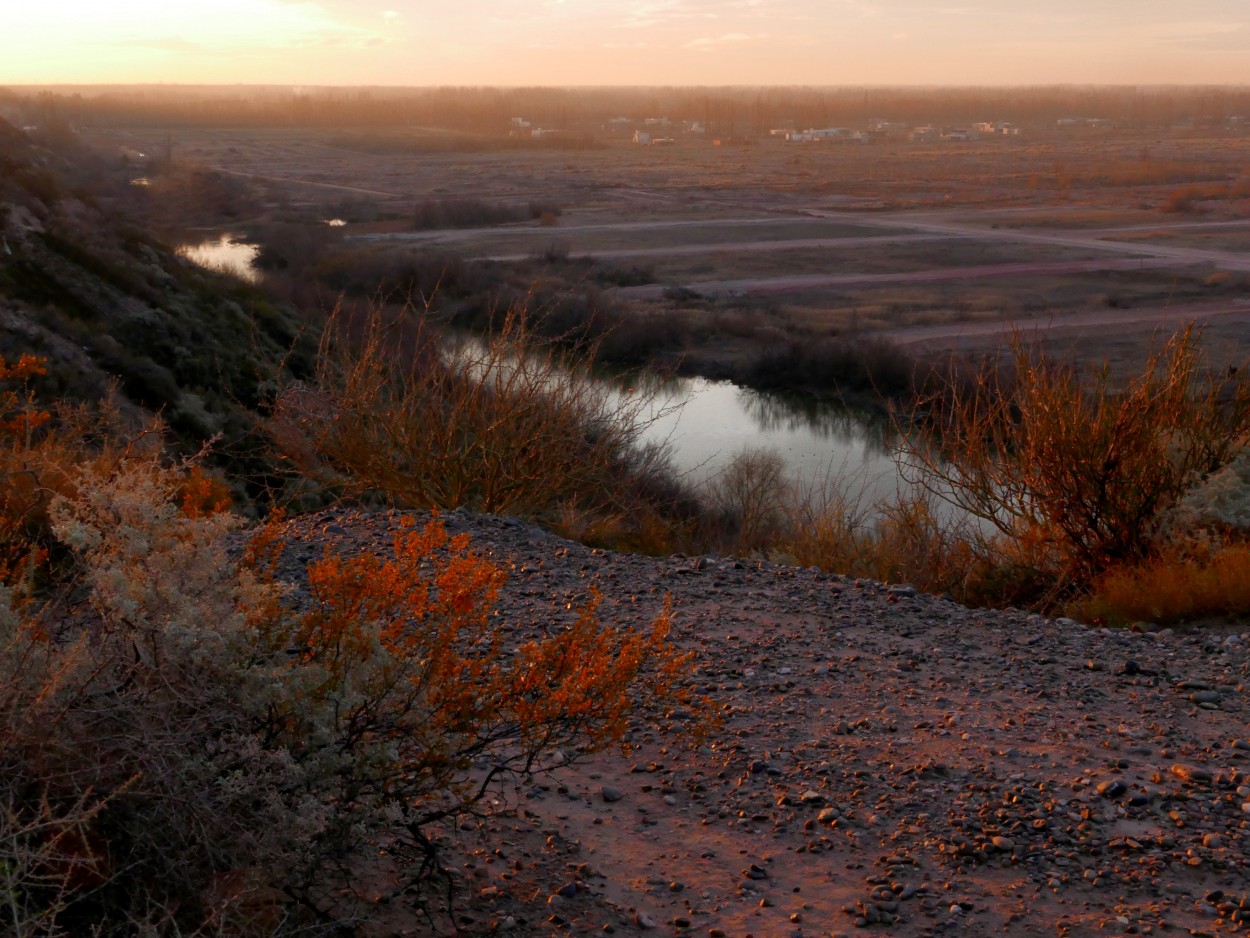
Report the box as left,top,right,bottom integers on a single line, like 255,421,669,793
643,238,1099,282
81,122,1250,372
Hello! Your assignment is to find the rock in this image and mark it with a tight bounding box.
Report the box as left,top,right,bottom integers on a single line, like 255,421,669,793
601,786,625,803
634,910,658,929
1171,764,1213,785
1096,779,1127,798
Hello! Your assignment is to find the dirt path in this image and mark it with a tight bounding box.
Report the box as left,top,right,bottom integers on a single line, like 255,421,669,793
474,233,949,263
878,299,1250,350
614,257,1176,300
209,166,403,199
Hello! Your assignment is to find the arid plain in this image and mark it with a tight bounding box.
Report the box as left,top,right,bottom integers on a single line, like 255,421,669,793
87,120,1250,375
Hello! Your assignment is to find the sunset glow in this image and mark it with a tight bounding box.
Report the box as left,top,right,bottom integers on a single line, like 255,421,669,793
3,0,1249,86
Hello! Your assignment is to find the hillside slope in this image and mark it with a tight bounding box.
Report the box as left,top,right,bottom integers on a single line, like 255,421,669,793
268,508,1250,938
0,118,311,462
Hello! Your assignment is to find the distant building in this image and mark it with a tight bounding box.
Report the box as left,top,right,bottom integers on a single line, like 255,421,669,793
633,131,651,145
910,126,939,143
785,127,853,143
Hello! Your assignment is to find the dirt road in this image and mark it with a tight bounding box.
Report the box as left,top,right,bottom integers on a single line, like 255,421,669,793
878,298,1250,350
615,257,1177,300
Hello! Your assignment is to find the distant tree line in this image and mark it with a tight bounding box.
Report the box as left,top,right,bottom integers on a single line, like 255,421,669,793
15,85,1250,137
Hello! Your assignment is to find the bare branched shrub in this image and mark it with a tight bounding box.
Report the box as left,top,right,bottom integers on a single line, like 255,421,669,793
902,326,1250,602
777,466,979,597
705,447,789,554
270,304,676,525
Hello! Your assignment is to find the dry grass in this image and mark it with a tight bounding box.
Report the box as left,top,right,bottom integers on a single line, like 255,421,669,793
1072,541,1250,628
269,303,692,545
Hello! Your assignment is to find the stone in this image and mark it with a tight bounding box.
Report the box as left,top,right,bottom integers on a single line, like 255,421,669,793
1171,764,1213,785
1096,779,1127,798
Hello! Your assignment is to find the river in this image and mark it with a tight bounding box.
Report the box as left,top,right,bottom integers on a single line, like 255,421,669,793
635,376,905,506
175,237,912,508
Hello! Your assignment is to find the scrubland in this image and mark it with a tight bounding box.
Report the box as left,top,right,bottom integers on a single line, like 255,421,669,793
5,90,1250,932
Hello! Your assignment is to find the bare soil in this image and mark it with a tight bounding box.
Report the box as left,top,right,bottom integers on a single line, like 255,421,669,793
272,510,1250,938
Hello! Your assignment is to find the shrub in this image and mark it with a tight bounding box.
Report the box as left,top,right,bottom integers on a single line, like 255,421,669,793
269,304,676,525
412,198,559,230
902,326,1250,602
704,446,789,554
1,445,698,934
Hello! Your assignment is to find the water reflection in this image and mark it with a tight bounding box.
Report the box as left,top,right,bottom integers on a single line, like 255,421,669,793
443,332,914,509
738,387,894,453
177,234,261,283
637,376,901,501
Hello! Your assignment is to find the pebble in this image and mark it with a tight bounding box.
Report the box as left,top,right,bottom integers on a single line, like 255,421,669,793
1171,764,1214,785
1096,779,1128,798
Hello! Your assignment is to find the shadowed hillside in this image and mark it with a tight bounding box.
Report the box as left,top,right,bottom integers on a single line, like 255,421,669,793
0,117,314,482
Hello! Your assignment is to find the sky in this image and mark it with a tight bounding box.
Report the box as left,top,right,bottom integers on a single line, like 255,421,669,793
2,0,1249,87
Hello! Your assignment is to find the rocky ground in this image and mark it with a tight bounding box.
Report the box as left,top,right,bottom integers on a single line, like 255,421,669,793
272,509,1250,938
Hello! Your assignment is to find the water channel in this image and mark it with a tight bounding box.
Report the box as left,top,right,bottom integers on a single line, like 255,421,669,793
177,234,262,284
177,235,913,508
635,376,905,505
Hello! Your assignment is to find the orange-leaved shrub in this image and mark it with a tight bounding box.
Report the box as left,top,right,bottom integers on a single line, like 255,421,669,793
1,437,698,934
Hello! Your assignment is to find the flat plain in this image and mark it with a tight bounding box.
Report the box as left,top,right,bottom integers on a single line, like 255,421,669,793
87,122,1250,372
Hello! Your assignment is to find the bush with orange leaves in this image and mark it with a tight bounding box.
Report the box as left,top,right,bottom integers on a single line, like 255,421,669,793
1,430,697,934
0,353,53,588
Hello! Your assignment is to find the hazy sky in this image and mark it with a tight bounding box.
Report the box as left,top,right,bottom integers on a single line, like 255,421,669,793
3,0,1249,86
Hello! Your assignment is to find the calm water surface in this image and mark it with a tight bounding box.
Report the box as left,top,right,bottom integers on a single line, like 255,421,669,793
635,376,907,504
177,234,261,283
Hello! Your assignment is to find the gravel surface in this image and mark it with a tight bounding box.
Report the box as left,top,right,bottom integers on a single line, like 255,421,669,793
267,509,1250,938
